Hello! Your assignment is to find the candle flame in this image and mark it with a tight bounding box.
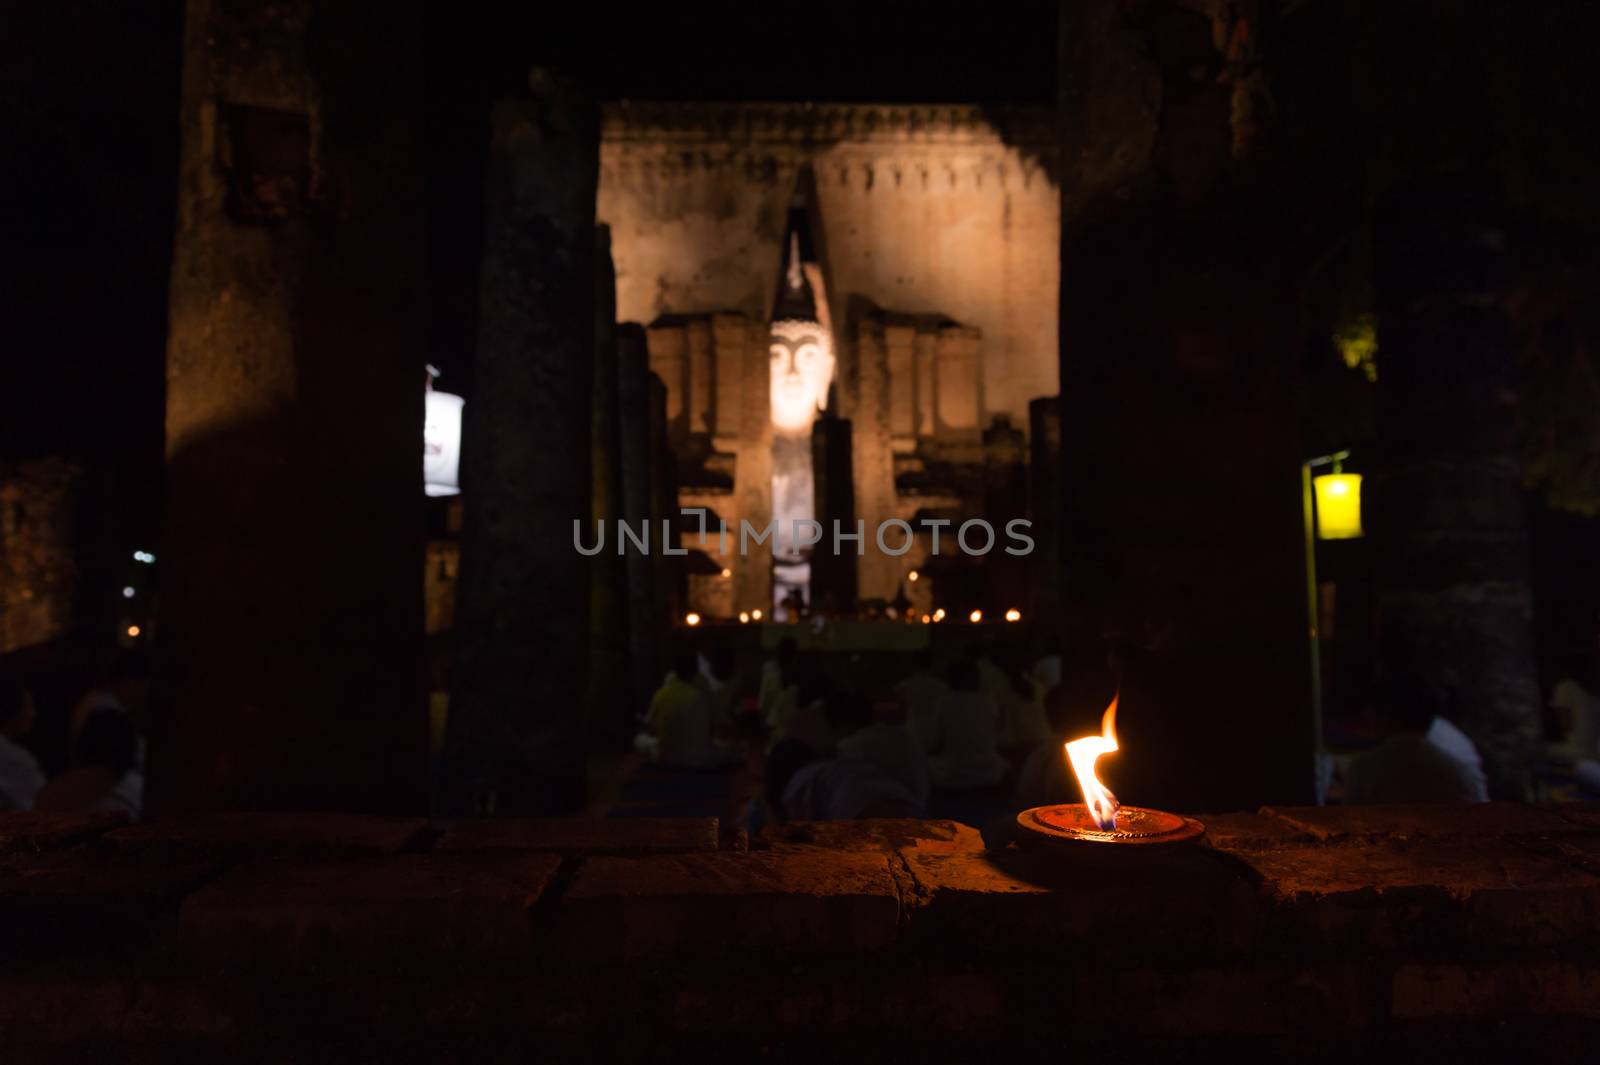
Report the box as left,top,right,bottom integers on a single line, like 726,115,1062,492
1065,694,1120,830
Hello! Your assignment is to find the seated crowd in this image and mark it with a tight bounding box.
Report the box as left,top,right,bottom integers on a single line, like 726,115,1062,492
634,634,1075,829
0,651,148,817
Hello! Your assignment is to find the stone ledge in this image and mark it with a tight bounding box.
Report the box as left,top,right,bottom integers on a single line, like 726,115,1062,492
0,851,220,958
103,812,430,860
1199,810,1318,850
557,845,900,960
1392,961,1600,1019
434,817,718,855
898,826,1263,963
0,811,130,856
1230,836,1600,955
1260,802,1576,842
178,853,561,976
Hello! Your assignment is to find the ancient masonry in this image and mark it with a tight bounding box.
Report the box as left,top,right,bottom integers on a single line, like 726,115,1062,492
597,103,1061,615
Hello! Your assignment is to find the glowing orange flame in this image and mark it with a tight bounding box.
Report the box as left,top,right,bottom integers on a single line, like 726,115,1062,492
1065,694,1120,830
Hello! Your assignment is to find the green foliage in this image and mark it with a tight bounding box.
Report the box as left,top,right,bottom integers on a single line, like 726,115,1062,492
1334,313,1378,383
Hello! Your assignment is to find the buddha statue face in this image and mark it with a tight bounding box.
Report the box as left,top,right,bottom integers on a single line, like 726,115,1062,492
769,319,834,433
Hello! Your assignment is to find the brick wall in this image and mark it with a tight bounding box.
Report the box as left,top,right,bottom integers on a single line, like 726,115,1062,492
2,804,1599,1060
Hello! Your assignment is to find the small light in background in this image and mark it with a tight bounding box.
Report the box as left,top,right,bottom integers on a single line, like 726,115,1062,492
751,609,763,621
920,613,931,624
126,625,141,638
932,608,946,622
738,611,750,624
720,568,732,578
969,609,983,624
685,612,701,627
1005,608,1022,623
132,550,156,564
907,569,919,582
122,587,136,599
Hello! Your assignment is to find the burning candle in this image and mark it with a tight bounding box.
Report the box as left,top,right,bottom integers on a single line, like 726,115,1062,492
1064,694,1120,831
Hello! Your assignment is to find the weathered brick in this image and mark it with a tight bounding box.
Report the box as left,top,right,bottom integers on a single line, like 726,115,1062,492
771,818,969,854
0,851,219,958
435,816,718,855
1261,802,1571,842
1549,803,1600,832
897,823,1261,963
179,853,559,975
558,845,899,959
104,812,429,860
0,811,130,855
1232,837,1600,954
1199,810,1318,850
1392,961,1600,1019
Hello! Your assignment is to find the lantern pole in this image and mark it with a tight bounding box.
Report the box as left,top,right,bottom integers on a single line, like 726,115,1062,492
1302,449,1349,803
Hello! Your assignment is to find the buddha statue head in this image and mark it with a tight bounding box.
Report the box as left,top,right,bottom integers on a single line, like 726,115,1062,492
769,318,834,434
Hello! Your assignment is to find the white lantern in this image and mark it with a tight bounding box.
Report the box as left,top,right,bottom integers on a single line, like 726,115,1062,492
423,390,464,497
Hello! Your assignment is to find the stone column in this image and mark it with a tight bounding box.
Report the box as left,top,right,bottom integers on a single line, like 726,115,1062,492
648,375,680,635
885,323,917,448
646,325,686,433
915,332,938,439
1028,396,1063,627
616,323,660,716
851,316,900,603
1373,175,1540,799
935,326,982,436
589,227,631,749
1056,0,1314,810
155,1,427,814
811,414,858,612
442,79,598,817
686,317,713,436
729,317,773,616
982,416,1028,616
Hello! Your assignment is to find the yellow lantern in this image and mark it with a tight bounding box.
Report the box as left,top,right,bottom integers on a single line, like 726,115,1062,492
1313,472,1363,540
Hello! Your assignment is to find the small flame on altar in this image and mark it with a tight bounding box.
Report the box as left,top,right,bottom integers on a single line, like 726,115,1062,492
1065,694,1120,830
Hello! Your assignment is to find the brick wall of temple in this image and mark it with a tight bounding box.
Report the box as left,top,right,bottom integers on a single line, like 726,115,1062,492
0,459,85,654
597,103,1060,432
3,803,1600,1060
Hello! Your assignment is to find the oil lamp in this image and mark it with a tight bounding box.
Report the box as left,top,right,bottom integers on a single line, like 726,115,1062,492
1016,694,1204,849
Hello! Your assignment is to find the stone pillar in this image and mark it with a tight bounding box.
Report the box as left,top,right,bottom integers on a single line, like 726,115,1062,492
1373,175,1540,799
935,326,982,435
589,227,631,749
885,323,917,447
155,1,427,814
851,316,900,603
731,319,773,615
1056,0,1313,810
711,313,746,443
914,331,938,439
1028,396,1063,627
648,375,680,634
442,80,598,817
686,317,713,436
982,416,1029,615
646,325,686,434
811,414,858,613
616,323,660,716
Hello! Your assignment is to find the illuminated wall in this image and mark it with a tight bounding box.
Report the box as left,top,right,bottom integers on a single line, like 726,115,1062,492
597,103,1060,431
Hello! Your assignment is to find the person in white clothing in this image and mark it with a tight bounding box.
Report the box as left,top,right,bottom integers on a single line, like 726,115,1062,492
35,708,144,819
895,649,951,753
758,637,799,728
1345,680,1489,805
0,677,45,811
927,658,1009,791
764,738,921,822
829,689,929,813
